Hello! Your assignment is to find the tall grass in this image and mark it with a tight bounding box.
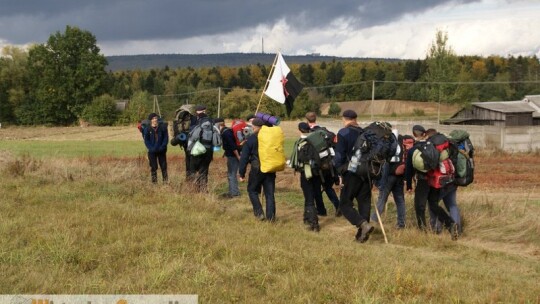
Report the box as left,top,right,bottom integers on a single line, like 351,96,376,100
0,150,539,302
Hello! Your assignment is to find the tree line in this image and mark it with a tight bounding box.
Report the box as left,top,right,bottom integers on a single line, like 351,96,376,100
1,27,539,126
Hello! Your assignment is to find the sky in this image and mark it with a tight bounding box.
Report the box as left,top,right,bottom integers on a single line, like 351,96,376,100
0,0,539,59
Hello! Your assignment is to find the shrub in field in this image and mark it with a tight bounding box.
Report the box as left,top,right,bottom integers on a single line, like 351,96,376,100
412,108,425,116
82,94,118,126
3,153,42,176
328,101,341,116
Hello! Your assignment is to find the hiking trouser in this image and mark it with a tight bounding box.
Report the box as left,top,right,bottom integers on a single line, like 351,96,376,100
300,171,321,228
372,174,406,228
247,168,276,221
226,156,241,196
427,187,455,230
339,172,372,227
148,150,168,183
322,170,340,211
430,184,462,233
414,178,430,230
189,149,213,192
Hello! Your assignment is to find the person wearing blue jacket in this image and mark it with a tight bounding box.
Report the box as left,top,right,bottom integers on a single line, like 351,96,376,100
144,113,169,183
333,110,374,243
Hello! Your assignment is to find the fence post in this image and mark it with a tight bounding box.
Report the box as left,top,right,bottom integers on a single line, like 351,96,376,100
371,80,375,121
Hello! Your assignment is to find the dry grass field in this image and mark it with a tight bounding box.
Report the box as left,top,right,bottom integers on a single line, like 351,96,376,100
0,123,539,303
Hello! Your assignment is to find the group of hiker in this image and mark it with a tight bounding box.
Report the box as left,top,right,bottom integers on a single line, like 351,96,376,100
140,105,474,243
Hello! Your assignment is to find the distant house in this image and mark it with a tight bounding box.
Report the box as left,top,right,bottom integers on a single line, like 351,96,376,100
443,95,540,126
115,100,129,112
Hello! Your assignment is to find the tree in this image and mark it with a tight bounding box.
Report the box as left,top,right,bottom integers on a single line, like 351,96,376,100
424,30,460,103
23,26,107,125
0,46,28,123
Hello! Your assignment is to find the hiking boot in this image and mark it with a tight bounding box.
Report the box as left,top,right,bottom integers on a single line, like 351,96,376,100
335,208,342,217
449,223,459,241
355,221,375,243
255,213,265,221
310,223,321,232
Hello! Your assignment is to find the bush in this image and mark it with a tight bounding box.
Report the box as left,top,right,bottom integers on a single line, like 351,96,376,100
412,108,425,116
328,102,341,116
82,94,118,126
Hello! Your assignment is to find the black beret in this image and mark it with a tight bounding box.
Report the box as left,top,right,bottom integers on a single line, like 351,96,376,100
194,105,206,112
342,109,357,119
252,118,265,127
412,125,426,134
298,122,310,133
213,117,224,123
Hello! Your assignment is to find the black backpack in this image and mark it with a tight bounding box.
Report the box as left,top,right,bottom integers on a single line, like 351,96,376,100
348,122,397,178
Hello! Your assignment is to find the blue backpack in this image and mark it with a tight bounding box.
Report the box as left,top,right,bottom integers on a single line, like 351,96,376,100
348,122,397,178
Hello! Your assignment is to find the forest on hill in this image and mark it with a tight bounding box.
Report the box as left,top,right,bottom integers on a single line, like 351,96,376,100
105,53,390,71
1,27,540,125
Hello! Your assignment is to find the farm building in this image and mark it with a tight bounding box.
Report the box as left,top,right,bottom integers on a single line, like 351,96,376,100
443,95,540,126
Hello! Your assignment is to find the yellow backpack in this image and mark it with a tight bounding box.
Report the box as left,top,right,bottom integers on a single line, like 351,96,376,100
258,125,286,173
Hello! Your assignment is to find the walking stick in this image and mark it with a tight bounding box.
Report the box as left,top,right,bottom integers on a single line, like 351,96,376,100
374,203,388,244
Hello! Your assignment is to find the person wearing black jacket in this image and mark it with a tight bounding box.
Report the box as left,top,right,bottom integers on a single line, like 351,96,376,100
187,105,214,193
143,113,169,183
238,118,276,221
333,110,374,243
217,118,241,198
405,125,429,230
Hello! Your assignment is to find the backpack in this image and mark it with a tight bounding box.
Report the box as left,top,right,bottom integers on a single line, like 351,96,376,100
187,116,221,153
449,130,475,187
392,135,415,176
290,128,335,180
413,133,449,172
231,119,248,147
172,105,195,147
137,119,150,138
427,158,455,189
258,125,286,173
347,122,397,178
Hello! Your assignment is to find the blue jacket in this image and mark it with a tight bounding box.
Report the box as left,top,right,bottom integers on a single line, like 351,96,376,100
238,134,258,178
333,125,362,173
144,123,169,153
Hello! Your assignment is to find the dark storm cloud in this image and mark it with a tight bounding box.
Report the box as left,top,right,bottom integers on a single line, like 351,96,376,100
0,0,479,44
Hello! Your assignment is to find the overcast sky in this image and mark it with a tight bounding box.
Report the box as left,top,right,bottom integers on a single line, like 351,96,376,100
1,0,539,59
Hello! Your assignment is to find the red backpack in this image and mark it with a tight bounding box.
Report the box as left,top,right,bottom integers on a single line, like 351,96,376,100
427,158,455,188
393,135,415,176
231,119,248,147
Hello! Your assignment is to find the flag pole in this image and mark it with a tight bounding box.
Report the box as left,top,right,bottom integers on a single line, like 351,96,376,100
255,51,280,114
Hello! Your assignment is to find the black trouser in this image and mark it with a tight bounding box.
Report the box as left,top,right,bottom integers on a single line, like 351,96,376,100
414,178,430,229
188,149,213,192
148,150,168,183
339,172,372,227
427,187,455,230
300,171,322,227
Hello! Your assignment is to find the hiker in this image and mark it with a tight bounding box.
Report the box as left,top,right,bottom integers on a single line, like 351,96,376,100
143,113,169,184
370,133,413,229
423,128,459,240
216,117,241,198
292,122,324,231
333,110,375,243
305,111,341,217
238,118,277,221
186,105,221,192
404,125,431,230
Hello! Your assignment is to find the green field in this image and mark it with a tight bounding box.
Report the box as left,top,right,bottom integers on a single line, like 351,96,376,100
0,127,539,303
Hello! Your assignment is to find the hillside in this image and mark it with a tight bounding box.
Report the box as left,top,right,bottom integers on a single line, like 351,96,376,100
321,100,461,117
105,53,399,71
